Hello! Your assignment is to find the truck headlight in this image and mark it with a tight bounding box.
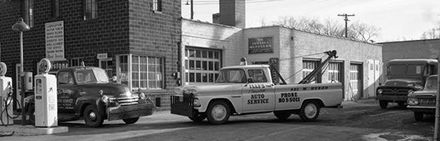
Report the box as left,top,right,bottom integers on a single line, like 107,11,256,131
377,89,383,94
193,98,201,107
183,88,198,94
407,97,419,105
139,92,146,100
101,95,109,102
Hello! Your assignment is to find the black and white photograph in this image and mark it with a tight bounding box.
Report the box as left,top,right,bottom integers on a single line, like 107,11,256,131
0,0,440,140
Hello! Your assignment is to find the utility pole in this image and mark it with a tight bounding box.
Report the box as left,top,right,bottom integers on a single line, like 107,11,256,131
337,13,355,38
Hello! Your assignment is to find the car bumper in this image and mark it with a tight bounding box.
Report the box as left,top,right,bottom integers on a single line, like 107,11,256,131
106,99,155,121
170,94,196,118
407,105,435,114
376,95,407,102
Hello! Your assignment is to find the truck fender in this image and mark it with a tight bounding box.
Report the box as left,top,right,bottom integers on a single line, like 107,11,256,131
301,98,324,107
200,97,238,114
76,99,107,118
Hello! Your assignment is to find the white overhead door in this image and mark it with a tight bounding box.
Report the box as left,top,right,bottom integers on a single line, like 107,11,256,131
348,64,362,101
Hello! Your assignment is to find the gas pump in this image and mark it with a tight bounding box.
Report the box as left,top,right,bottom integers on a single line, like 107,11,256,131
0,62,14,125
34,58,57,127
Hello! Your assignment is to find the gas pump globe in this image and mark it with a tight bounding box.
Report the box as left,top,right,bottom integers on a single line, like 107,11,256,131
34,58,58,127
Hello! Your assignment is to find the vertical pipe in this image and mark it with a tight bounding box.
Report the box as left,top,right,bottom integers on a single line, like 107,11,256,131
20,31,25,125
190,0,194,19
435,57,440,140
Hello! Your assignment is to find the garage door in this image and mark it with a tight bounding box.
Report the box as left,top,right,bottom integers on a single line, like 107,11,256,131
348,64,363,101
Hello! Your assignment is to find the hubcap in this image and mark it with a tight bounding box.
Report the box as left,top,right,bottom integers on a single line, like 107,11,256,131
211,105,227,121
89,112,97,121
304,103,317,118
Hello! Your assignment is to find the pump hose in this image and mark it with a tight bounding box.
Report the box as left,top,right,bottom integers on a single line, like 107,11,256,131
0,83,21,126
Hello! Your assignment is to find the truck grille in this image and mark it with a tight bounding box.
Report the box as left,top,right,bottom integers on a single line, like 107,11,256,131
117,96,139,106
417,95,436,106
381,88,411,95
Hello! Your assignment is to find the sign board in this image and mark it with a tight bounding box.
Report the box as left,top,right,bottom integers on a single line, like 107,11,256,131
45,21,65,61
97,53,108,60
248,37,273,54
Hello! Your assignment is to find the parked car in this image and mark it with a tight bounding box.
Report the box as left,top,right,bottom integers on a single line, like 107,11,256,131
25,66,155,127
407,75,437,121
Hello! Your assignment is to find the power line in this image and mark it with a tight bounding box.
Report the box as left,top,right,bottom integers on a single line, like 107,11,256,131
183,0,283,5
337,13,355,38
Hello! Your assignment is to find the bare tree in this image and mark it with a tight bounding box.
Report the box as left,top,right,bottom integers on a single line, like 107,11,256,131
270,17,380,42
421,25,440,39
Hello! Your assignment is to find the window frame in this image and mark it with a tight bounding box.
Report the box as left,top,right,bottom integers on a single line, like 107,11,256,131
83,0,97,20
152,0,163,12
116,54,165,90
184,47,222,84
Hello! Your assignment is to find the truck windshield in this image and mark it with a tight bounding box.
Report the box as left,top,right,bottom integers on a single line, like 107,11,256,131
388,64,423,76
425,76,438,90
75,69,109,84
216,69,246,83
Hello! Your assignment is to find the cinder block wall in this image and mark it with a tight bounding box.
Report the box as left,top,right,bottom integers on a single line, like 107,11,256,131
381,39,440,64
292,30,382,99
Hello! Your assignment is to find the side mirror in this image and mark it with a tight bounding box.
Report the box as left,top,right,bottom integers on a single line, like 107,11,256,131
247,78,254,83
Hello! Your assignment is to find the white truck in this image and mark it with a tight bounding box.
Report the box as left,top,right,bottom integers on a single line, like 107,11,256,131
171,50,343,124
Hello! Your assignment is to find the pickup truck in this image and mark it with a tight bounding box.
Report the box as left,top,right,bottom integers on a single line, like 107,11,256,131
376,59,437,109
171,51,343,124
407,75,437,121
25,66,155,127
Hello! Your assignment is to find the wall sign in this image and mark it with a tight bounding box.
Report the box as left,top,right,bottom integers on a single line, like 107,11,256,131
97,53,108,59
45,21,65,61
248,37,273,54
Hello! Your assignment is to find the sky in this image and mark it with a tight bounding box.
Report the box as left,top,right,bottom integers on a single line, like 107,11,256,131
181,0,440,42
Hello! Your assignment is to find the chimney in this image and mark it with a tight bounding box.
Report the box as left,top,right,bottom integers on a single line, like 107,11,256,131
218,0,245,28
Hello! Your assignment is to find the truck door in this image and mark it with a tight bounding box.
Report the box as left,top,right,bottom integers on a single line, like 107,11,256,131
56,70,77,113
242,69,275,113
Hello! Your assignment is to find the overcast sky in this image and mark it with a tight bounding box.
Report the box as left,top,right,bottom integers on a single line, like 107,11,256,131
181,0,440,42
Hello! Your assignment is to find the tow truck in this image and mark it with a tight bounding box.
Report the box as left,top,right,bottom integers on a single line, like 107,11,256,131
171,50,343,124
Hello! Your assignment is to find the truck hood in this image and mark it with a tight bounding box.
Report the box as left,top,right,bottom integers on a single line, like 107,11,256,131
411,90,437,97
380,79,423,90
78,83,131,97
176,83,244,96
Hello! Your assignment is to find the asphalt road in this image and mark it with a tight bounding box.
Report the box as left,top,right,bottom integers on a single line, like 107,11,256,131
1,100,434,141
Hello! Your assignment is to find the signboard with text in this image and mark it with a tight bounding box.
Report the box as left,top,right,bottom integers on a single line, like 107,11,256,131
248,37,273,54
45,21,65,61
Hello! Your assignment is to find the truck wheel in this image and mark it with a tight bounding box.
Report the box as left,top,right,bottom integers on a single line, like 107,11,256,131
274,111,291,121
299,101,320,122
414,112,423,121
379,100,388,109
189,114,206,123
123,117,139,124
83,105,104,127
206,101,230,124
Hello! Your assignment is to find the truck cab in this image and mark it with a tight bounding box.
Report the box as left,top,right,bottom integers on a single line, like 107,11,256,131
26,66,155,127
376,59,437,109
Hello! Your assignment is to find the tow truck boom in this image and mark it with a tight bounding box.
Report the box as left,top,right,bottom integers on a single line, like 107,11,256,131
298,50,338,84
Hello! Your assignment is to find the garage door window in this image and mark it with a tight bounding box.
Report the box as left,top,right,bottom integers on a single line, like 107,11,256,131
185,47,222,84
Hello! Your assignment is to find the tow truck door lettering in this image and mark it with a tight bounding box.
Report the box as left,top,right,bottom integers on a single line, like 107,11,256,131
275,85,303,110
242,69,275,113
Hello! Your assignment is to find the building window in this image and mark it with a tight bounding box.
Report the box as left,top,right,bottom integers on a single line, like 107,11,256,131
327,62,342,83
99,59,114,77
70,58,84,67
302,60,321,83
24,0,34,27
52,0,60,18
152,0,162,12
83,0,97,20
185,47,222,84
116,55,164,90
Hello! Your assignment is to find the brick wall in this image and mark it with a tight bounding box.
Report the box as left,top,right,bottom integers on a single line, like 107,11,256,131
128,0,182,109
0,0,130,77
